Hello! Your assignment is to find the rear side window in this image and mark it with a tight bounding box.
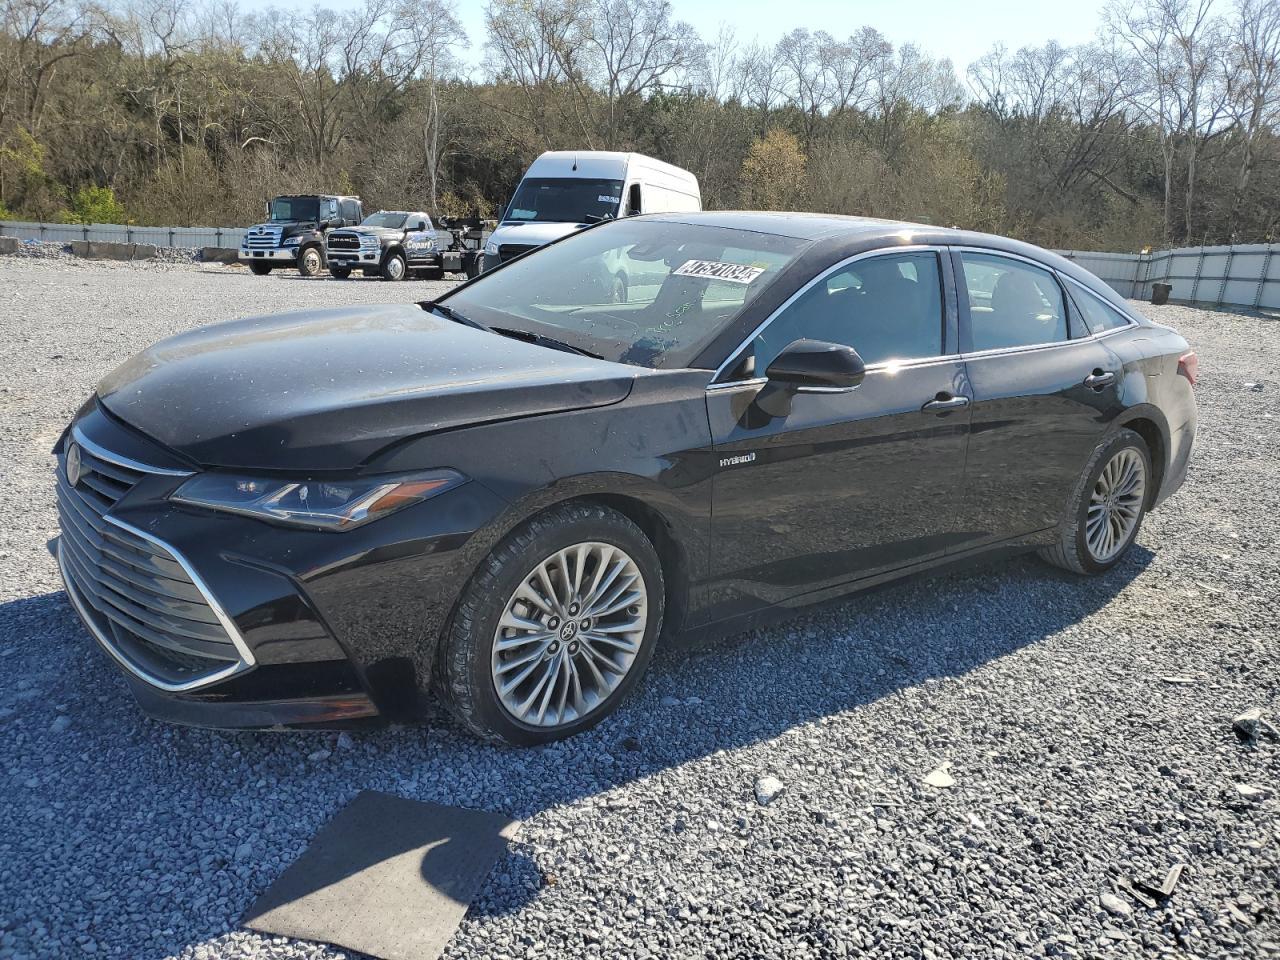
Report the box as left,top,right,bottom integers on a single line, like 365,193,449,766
1069,282,1134,334
749,251,944,370
961,252,1067,351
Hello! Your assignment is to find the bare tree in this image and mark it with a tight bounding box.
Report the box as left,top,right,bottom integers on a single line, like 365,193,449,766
1107,0,1232,240
1225,0,1280,235
0,0,93,135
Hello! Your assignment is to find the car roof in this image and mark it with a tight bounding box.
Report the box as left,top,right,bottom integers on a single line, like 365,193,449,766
639,210,1137,315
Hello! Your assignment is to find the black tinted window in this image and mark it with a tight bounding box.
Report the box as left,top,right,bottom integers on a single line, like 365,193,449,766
341,199,361,223
962,253,1066,351
1069,283,1133,334
750,252,944,370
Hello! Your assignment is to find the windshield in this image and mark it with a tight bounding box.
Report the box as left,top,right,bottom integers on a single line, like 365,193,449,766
505,178,624,224
442,219,807,368
362,212,408,228
270,197,319,222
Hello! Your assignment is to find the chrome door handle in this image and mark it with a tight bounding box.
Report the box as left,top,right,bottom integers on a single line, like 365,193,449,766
922,395,970,413
1084,371,1116,389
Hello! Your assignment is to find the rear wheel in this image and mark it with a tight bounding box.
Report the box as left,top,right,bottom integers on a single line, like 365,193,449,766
382,251,407,281
329,266,351,280
436,502,664,745
248,262,272,276
1039,428,1151,574
297,245,324,277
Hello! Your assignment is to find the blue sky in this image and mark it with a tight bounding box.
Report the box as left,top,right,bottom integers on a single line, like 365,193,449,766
238,0,1109,76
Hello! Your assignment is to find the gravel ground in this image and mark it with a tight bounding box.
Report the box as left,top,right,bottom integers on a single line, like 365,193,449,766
0,257,1276,960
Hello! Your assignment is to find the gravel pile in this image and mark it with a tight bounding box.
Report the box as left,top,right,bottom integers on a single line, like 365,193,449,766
0,259,1276,960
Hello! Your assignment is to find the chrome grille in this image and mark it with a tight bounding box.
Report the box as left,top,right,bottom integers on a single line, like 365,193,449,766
245,225,283,249
498,243,536,262
327,231,375,252
56,439,248,690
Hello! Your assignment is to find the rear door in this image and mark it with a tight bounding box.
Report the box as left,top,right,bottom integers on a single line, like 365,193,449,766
953,248,1124,545
703,248,973,621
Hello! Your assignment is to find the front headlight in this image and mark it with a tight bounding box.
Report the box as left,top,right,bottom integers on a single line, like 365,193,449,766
282,236,301,246
171,470,466,530
484,239,498,256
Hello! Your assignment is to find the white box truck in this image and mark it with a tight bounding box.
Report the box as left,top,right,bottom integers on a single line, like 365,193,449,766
480,151,701,273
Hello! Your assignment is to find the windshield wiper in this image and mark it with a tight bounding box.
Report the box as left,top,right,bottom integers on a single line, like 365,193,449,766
423,300,490,332
490,326,603,360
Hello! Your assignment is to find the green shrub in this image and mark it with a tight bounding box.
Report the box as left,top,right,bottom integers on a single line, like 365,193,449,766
59,186,129,224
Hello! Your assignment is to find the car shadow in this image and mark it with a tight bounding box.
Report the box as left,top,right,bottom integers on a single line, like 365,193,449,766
0,545,1153,956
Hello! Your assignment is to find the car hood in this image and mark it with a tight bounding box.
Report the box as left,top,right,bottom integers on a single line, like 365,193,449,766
96,304,635,471
490,221,586,248
332,226,400,239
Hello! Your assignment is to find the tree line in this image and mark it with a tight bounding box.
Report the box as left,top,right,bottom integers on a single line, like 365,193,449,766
1,0,1277,250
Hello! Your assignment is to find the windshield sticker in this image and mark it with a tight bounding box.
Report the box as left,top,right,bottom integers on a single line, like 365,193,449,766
673,260,766,284
598,195,620,203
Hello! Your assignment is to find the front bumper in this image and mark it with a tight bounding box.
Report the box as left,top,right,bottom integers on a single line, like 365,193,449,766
56,406,508,729
239,247,298,263
326,249,383,269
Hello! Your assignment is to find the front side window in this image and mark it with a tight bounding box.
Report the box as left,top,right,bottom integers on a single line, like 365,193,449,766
341,199,361,223
1068,281,1134,334
444,219,806,368
362,212,408,229
744,251,945,373
962,252,1067,351
506,178,624,224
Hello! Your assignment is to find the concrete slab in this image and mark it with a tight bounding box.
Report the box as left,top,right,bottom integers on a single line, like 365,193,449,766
242,791,518,960
69,239,157,261
200,246,239,263
0,236,18,254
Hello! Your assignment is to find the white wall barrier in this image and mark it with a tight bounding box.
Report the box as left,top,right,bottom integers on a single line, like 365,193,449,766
0,220,247,249
1056,243,1280,311
2,218,1276,310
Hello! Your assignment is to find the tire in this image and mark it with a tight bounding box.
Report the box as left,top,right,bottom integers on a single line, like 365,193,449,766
436,502,665,745
248,262,272,276
464,255,480,280
382,251,407,281
1039,428,1152,575
612,272,628,303
330,266,351,280
297,245,324,277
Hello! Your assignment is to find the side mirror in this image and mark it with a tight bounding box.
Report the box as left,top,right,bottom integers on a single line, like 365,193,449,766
416,221,428,231
765,339,866,390
753,339,865,419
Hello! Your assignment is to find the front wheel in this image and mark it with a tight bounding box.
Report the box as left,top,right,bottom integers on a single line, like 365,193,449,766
248,262,272,276
297,245,324,277
436,503,664,745
1039,428,1151,574
382,252,407,281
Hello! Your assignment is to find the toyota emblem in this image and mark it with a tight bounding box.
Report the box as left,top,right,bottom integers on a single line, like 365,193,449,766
65,443,82,486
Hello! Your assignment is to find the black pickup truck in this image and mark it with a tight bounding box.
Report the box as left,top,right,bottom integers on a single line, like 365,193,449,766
239,195,362,277
326,211,486,281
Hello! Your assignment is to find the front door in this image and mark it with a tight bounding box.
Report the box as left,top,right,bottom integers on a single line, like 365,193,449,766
704,249,973,622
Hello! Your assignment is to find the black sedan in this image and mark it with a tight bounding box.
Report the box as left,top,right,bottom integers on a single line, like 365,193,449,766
53,213,1197,744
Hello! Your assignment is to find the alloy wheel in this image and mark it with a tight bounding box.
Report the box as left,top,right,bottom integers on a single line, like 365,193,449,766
385,256,405,280
491,541,647,729
302,248,321,275
1085,447,1146,562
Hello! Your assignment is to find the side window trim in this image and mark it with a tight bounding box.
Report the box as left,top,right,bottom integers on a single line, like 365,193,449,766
1062,275,1138,336
711,245,956,385
952,246,1074,357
